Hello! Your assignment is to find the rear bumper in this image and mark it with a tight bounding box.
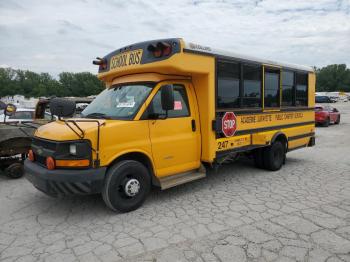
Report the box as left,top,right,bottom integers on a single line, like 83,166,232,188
315,119,325,124
24,159,106,197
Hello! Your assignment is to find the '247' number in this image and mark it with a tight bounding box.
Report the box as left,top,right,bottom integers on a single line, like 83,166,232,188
218,141,228,150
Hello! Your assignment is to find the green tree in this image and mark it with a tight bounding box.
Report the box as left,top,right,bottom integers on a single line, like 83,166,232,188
316,64,350,92
0,68,105,98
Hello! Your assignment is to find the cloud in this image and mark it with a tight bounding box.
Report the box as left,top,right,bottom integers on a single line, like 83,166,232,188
0,0,349,76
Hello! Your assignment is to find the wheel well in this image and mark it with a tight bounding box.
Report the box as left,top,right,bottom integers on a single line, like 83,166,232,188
272,132,288,151
108,152,158,186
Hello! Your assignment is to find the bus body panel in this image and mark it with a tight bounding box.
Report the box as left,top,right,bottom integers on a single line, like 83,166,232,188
26,38,316,197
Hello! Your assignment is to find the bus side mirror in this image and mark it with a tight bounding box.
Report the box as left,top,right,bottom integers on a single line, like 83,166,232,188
50,98,76,118
161,85,174,111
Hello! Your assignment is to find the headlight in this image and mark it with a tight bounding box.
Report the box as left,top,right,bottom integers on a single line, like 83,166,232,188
69,144,77,155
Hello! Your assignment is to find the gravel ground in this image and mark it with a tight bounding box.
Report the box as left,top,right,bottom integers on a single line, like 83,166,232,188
0,103,350,262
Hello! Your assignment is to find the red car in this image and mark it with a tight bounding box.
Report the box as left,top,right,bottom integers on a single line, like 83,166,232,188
315,105,340,126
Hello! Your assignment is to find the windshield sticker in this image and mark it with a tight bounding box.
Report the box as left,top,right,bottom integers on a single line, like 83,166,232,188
174,101,182,110
116,96,135,108
116,102,135,108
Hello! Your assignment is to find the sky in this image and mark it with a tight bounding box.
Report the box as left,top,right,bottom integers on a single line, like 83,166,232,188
0,0,350,76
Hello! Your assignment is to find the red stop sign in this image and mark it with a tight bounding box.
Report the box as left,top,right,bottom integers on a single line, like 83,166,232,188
222,112,237,137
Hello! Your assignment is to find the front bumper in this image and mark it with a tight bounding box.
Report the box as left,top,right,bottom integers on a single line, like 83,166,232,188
24,160,107,197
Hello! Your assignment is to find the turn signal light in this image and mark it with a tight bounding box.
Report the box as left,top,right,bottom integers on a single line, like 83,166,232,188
148,42,172,58
28,149,35,162
46,156,56,170
56,159,90,168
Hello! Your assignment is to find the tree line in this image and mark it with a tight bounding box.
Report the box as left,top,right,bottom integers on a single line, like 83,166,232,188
0,68,105,98
315,64,350,92
0,64,349,98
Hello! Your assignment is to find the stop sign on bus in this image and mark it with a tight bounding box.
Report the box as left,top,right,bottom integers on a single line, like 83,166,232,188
222,112,237,137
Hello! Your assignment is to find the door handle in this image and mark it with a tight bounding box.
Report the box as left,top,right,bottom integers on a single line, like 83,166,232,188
191,119,196,132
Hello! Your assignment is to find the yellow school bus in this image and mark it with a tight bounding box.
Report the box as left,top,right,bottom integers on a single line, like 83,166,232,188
25,38,315,212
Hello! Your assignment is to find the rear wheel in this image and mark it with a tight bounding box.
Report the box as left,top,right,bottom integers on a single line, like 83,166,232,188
323,117,330,127
335,116,340,124
102,160,151,212
263,141,285,171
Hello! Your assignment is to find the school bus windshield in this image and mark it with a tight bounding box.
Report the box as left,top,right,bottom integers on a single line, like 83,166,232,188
82,83,154,119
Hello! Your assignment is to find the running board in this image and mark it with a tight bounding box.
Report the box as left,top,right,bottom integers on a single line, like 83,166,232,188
159,165,206,190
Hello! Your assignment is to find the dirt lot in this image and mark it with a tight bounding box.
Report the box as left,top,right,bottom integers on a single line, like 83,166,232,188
0,103,350,262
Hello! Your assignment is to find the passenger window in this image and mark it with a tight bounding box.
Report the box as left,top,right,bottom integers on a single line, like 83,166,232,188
242,64,261,108
282,71,294,106
264,69,280,108
217,61,240,108
149,85,190,118
296,73,308,106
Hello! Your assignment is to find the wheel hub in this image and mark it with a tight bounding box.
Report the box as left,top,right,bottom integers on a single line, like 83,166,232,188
124,178,140,197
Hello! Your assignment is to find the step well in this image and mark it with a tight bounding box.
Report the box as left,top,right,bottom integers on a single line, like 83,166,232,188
159,166,206,190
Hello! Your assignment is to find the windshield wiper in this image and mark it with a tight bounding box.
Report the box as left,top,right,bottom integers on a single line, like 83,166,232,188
83,113,111,119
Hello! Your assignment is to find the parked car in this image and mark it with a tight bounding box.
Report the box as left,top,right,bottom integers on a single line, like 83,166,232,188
315,96,332,103
315,105,340,127
329,96,338,103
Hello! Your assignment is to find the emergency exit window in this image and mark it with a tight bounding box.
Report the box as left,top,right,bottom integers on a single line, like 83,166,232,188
264,70,280,108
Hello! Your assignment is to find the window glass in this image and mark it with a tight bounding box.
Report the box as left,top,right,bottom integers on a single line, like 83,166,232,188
282,71,294,86
295,73,308,106
296,73,307,85
217,61,240,108
9,111,33,119
149,85,190,118
264,72,280,107
82,83,154,119
282,71,294,106
243,65,261,107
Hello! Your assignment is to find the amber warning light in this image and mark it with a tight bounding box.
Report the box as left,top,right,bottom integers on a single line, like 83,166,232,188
147,42,172,58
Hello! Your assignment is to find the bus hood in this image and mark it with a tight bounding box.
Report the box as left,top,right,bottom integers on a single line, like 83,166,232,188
35,119,107,141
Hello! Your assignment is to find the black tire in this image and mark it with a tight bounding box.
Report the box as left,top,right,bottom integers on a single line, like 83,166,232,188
323,117,330,127
263,141,285,171
5,163,24,179
335,116,340,125
253,148,265,169
102,160,151,213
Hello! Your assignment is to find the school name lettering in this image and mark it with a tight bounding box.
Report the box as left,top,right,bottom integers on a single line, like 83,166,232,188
240,112,304,124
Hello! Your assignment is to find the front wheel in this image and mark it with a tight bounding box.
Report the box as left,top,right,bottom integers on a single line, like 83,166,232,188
263,141,285,171
102,160,151,212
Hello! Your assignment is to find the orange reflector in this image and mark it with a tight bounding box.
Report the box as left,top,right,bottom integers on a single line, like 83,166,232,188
28,149,35,161
55,159,90,167
46,156,55,170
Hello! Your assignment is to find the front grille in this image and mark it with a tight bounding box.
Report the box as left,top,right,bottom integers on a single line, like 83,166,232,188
35,154,47,166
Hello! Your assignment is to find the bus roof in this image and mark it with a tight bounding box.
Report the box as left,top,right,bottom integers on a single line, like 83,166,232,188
183,41,314,73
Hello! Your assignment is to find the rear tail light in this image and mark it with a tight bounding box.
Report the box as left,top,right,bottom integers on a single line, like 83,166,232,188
46,156,56,170
148,42,172,58
28,149,35,162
